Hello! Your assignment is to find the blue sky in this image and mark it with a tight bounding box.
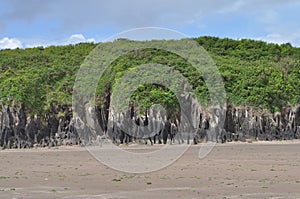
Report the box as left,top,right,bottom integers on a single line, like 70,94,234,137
1,0,300,49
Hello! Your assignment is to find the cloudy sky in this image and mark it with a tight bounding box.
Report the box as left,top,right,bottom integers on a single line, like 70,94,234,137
1,0,300,49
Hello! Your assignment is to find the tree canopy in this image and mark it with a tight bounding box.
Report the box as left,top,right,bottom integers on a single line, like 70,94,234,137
0,37,299,115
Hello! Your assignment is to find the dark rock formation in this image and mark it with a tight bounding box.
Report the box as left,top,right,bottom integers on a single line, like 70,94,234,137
218,104,300,142
0,104,80,149
0,102,299,149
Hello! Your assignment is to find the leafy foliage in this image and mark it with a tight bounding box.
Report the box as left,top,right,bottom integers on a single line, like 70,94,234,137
0,37,299,115
0,43,95,113
195,37,299,111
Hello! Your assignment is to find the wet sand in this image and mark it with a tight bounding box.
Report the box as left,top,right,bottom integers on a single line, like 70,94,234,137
0,140,300,199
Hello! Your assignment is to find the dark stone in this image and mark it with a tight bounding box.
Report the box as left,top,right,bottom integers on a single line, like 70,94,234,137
0,102,300,148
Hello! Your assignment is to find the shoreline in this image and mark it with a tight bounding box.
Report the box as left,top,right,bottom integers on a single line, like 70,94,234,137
1,139,300,152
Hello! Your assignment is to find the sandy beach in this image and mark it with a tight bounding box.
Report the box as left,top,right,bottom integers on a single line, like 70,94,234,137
1,140,300,199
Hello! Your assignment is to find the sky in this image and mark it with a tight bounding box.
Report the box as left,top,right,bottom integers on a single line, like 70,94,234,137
1,0,300,49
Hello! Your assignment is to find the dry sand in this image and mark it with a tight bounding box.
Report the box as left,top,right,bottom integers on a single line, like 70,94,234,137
0,140,300,198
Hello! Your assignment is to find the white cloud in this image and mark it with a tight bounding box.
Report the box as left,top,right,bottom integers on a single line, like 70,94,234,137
259,33,289,44
24,40,49,48
67,34,95,44
24,34,95,48
257,29,300,46
0,37,23,49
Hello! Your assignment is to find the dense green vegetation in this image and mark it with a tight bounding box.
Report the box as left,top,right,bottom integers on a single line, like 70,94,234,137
0,36,299,116
0,43,95,114
95,45,209,117
195,37,299,111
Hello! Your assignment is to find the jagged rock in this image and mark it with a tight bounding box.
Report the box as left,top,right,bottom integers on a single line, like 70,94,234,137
0,103,299,148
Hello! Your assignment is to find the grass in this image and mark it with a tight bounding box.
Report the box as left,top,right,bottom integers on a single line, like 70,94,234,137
112,178,123,182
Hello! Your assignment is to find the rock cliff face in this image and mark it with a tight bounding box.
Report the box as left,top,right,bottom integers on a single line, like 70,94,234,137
0,104,80,149
222,105,300,142
0,103,299,149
